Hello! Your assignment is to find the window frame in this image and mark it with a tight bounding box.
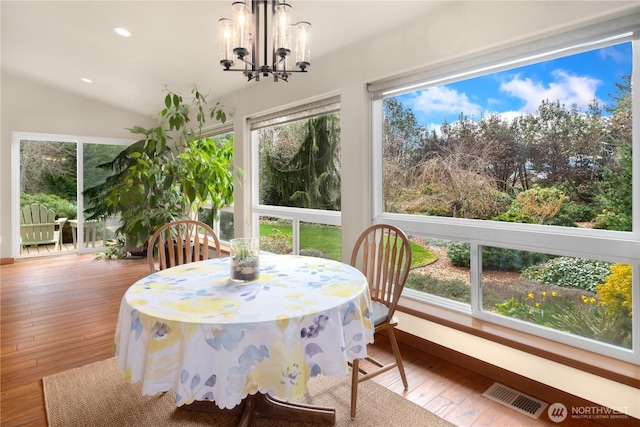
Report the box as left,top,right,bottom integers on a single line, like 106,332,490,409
370,14,640,365
249,97,342,252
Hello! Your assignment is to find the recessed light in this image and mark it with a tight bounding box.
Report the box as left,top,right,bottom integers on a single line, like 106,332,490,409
81,78,93,83
114,27,132,37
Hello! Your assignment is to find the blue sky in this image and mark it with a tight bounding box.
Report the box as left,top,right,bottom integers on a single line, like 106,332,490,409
397,41,632,132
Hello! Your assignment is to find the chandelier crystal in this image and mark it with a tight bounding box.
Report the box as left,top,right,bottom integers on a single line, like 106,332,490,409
219,0,311,82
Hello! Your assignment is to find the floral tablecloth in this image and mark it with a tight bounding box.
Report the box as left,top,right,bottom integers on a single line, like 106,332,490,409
115,254,374,409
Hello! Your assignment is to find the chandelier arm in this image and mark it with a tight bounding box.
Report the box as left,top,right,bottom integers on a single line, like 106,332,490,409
273,56,286,70
237,56,256,67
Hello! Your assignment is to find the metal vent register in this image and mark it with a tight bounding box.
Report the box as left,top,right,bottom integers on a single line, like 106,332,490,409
482,383,548,419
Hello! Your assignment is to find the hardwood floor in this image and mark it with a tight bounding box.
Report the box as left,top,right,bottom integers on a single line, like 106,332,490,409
1,253,606,426
19,240,103,257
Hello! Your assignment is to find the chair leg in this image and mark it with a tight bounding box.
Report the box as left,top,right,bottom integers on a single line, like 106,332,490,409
387,329,408,390
350,358,359,419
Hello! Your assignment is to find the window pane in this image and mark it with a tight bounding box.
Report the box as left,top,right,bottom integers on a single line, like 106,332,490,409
481,247,632,349
257,113,341,210
382,41,632,232
83,143,127,250
259,217,293,254
299,222,341,260
218,210,235,241
404,237,471,305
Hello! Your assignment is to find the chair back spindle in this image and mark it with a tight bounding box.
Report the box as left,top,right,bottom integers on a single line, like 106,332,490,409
148,219,221,273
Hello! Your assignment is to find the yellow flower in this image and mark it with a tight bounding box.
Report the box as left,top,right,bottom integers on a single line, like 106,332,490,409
551,291,558,297
581,295,588,303
527,293,534,299
535,303,540,308
589,297,596,304
542,291,547,298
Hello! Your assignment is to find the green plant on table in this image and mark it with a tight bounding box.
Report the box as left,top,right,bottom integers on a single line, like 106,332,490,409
230,239,260,281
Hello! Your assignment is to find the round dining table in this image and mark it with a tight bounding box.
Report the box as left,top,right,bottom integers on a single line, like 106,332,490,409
115,253,374,425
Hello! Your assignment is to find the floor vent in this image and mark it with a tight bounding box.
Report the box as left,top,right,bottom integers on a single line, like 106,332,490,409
482,382,547,419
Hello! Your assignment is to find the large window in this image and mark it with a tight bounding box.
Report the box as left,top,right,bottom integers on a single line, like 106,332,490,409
250,97,342,259
371,17,638,364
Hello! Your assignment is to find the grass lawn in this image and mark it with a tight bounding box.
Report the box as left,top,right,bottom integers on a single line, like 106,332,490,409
260,223,436,268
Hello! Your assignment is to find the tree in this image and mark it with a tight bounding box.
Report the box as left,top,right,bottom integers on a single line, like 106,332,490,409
595,143,632,231
263,114,341,210
608,72,632,145
259,120,308,206
594,72,632,231
383,98,425,166
404,144,507,219
20,140,77,200
478,114,520,192
524,100,574,186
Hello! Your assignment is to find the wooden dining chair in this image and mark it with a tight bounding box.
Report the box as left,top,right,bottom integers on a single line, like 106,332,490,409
349,224,412,418
147,219,221,273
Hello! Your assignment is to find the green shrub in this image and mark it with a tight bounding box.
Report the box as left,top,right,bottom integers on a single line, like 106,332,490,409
593,209,632,231
545,207,578,227
597,263,632,318
447,243,470,267
405,272,470,304
259,229,291,254
492,189,592,227
491,211,535,224
557,200,597,223
495,294,631,348
299,248,330,259
447,242,551,271
20,193,77,219
522,257,612,292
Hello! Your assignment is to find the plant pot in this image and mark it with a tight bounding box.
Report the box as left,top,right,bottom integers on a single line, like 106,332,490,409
126,236,147,257
230,238,260,282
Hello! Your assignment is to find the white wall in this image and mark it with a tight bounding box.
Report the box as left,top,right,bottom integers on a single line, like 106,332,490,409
216,0,639,418
0,72,153,258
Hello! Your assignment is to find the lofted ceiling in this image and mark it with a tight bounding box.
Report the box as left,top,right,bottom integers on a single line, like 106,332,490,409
1,1,442,117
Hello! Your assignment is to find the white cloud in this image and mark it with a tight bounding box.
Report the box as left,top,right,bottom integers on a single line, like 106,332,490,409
406,86,483,122
600,46,628,63
499,70,601,114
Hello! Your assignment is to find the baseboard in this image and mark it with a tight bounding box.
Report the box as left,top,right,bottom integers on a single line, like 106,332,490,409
0,257,15,265
396,329,638,427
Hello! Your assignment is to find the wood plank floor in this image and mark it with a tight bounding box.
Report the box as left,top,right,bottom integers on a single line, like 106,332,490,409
1,253,604,426
19,240,103,257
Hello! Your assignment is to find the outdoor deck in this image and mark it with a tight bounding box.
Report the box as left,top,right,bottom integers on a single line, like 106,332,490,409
20,240,105,257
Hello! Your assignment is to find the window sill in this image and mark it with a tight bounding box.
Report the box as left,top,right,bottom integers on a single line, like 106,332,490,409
397,298,640,389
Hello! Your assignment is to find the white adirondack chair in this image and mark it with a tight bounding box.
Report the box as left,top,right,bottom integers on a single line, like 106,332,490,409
20,203,60,253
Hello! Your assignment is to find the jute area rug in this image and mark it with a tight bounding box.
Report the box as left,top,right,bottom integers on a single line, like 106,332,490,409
43,357,454,427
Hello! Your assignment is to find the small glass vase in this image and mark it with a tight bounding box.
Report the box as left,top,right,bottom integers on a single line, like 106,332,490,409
230,238,260,282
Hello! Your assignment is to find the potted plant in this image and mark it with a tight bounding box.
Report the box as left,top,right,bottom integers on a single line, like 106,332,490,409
230,238,260,281
84,87,235,253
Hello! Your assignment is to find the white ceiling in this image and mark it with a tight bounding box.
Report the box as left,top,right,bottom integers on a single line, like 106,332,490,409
1,1,442,116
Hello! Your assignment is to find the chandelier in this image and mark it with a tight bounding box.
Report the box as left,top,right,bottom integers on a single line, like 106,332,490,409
219,0,311,82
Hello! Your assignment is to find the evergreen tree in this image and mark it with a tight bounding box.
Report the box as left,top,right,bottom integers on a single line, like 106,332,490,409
264,114,341,210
